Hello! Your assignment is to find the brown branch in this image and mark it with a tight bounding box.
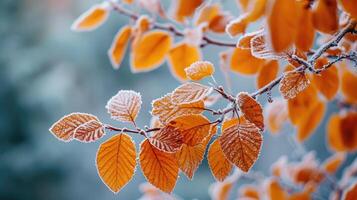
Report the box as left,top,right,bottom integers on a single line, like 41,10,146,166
109,1,236,48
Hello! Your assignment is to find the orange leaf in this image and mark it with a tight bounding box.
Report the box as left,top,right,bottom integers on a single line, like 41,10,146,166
50,113,103,142
175,143,206,179
108,26,132,69
96,133,136,193
267,0,298,52
185,61,215,81
311,58,339,100
71,3,109,32
230,47,265,75
322,153,346,174
225,14,250,37
170,0,204,22
106,90,142,123
340,0,357,19
238,185,260,199
312,0,339,34
220,123,262,172
237,29,263,49
74,120,105,143
208,139,233,181
149,125,183,153
209,14,233,33
296,99,326,142
167,42,201,81
131,30,172,72
287,85,318,125
266,179,288,200
194,4,220,26
265,98,288,134
169,114,211,146
139,139,179,193
295,1,315,51
326,114,345,151
256,60,279,89
341,68,357,104
172,82,212,105
279,71,310,99
237,92,264,130
342,181,357,200
337,112,357,151
151,93,205,123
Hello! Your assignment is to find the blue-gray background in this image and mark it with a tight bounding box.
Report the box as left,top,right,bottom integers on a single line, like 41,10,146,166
0,0,355,199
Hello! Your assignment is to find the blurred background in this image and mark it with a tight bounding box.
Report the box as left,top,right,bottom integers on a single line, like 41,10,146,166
0,0,355,199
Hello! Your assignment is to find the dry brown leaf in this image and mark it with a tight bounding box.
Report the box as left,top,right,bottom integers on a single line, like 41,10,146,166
208,139,233,181
139,139,179,193
185,61,215,81
106,90,142,123
151,93,205,123
50,112,103,142
220,122,262,172
131,30,172,72
149,125,183,153
279,71,310,99
169,114,211,146
71,3,109,32
96,133,136,193
237,92,264,130
171,82,212,105
108,25,132,69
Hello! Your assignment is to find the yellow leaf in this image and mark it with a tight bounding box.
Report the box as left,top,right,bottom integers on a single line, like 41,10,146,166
170,0,204,22
312,0,339,33
341,68,357,104
256,60,279,89
230,47,265,75
172,82,212,105
96,133,136,193
168,43,201,81
237,92,264,130
220,123,262,172
139,139,179,193
340,0,357,19
106,90,142,123
267,0,298,52
311,58,339,100
131,30,172,72
225,14,249,37
71,4,109,32
279,71,310,99
108,26,132,69
208,139,233,181
322,153,346,174
169,114,211,146
185,61,215,81
151,93,205,123
149,125,183,153
296,99,326,142
50,112,103,142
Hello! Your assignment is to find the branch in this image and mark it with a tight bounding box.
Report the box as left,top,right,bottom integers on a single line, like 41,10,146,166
109,1,236,48
251,21,356,98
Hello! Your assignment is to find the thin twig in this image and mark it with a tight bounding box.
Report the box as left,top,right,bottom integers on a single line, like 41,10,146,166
109,0,236,48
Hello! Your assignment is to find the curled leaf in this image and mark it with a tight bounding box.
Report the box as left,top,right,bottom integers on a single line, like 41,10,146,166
108,26,132,69
185,61,215,81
